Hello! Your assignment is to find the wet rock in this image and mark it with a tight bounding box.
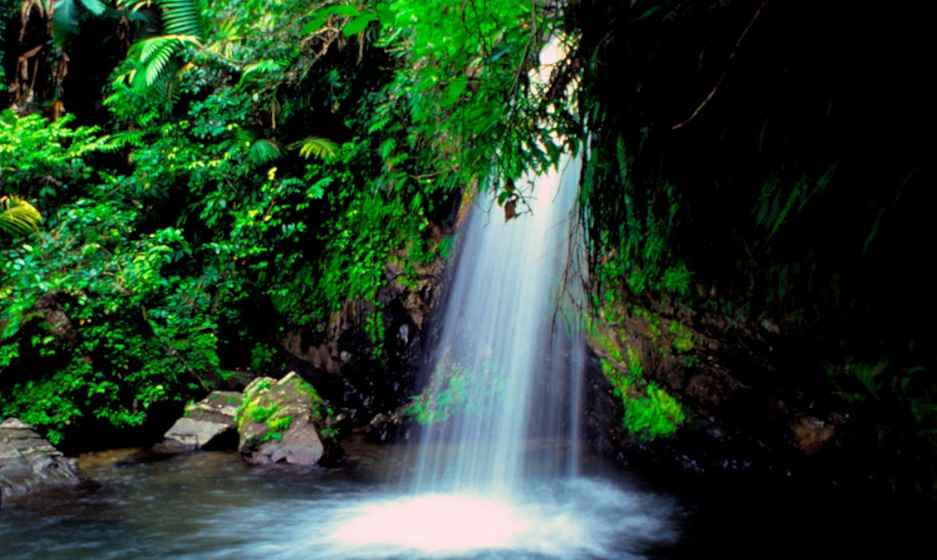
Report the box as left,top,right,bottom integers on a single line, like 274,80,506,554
157,391,242,452
0,419,80,504
236,373,339,466
365,405,414,443
277,249,445,425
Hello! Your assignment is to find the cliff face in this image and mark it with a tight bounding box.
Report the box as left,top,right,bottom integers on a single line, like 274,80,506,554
278,247,448,429
583,298,934,496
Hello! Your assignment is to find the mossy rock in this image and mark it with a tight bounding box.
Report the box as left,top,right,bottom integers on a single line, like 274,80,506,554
236,372,337,466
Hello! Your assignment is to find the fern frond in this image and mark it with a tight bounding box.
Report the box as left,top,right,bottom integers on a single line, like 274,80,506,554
123,0,205,92
0,196,42,237
249,139,282,165
291,137,339,161
155,0,203,38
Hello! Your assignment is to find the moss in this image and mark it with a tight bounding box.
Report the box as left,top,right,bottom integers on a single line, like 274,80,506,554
293,377,332,421
261,414,292,443
600,353,685,442
237,374,337,445
249,403,278,424
588,320,624,363
626,346,644,377
668,320,695,354
623,383,686,441
320,425,339,440
632,305,662,339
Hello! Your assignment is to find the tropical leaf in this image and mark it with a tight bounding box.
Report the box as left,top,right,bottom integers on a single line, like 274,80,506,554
133,35,199,88
124,0,205,91
142,39,180,86
238,60,283,86
51,0,80,45
249,139,282,165
0,196,42,237
343,12,377,36
156,0,204,37
80,0,108,16
291,137,339,161
303,5,363,34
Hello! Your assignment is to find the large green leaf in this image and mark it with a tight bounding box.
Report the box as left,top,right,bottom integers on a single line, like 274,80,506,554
156,0,204,37
52,0,80,46
342,12,377,35
303,5,363,34
0,196,42,237
80,0,108,16
291,137,339,161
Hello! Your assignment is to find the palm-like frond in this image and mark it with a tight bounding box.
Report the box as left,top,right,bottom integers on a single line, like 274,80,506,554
249,139,282,165
125,0,205,90
156,0,203,36
291,137,339,161
0,196,42,237
134,34,200,87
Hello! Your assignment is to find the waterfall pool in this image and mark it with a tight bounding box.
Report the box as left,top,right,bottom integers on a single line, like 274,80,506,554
0,439,920,559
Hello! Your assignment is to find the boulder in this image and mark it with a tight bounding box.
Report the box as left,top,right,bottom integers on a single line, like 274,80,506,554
158,391,241,452
0,418,80,505
236,373,338,466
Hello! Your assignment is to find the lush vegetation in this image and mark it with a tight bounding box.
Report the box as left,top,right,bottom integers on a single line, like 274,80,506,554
0,0,558,447
0,0,933,495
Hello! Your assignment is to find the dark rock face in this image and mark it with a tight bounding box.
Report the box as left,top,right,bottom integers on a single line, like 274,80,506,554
0,418,80,504
157,391,242,452
583,306,849,484
278,255,446,430
236,373,338,466
365,404,415,444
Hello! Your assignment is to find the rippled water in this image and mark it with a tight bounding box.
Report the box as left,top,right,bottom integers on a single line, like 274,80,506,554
0,442,928,559
0,444,677,560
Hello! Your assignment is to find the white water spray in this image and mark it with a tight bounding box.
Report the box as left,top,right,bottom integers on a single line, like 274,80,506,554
319,39,674,559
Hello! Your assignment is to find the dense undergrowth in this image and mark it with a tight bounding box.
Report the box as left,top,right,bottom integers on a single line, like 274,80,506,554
0,0,557,446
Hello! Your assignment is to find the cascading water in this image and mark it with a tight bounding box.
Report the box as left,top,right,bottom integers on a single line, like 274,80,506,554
410,131,586,495
312,39,676,559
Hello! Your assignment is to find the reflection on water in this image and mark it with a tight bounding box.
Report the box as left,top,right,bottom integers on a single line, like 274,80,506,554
0,440,928,559
0,443,675,560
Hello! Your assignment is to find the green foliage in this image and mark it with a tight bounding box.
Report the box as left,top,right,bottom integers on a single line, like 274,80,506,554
668,321,695,354
0,198,223,440
376,0,569,196
828,360,937,448
407,362,470,425
0,196,42,237
261,414,292,443
120,0,206,90
601,349,685,442
0,110,117,208
0,0,567,446
591,156,691,302
293,137,338,161
623,383,685,441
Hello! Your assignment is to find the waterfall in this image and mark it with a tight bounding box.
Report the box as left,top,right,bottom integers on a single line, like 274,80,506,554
410,148,585,495
319,38,674,559
409,37,586,496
